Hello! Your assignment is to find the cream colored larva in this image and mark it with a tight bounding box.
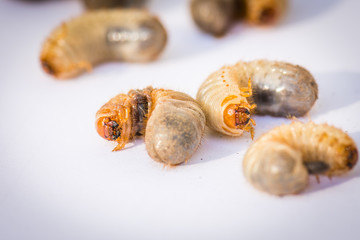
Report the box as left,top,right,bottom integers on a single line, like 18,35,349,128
40,9,167,79
96,87,206,166
243,122,358,196
196,65,256,138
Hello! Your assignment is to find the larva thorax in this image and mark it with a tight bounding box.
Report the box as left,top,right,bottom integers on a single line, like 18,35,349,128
41,9,167,79
196,65,256,137
243,122,358,195
96,87,153,151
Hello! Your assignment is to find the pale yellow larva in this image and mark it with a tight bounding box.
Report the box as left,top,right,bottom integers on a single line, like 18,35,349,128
196,65,256,138
243,122,358,196
96,87,206,166
40,9,167,79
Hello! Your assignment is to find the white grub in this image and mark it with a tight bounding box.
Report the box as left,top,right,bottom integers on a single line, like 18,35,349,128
40,9,167,79
243,122,358,196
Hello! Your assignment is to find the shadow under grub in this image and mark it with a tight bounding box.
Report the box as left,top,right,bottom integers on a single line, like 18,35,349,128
310,72,360,116
283,0,341,25
186,128,253,165
304,131,360,195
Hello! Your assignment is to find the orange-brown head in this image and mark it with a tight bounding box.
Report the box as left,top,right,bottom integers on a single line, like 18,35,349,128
224,104,251,129
96,117,121,141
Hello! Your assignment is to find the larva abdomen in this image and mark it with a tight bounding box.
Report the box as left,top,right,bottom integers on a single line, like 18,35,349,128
243,122,358,196
190,0,237,37
145,98,205,165
234,60,318,117
196,66,256,137
96,87,205,165
41,9,167,79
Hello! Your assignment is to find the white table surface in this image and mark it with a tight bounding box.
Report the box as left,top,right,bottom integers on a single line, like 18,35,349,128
1,0,360,239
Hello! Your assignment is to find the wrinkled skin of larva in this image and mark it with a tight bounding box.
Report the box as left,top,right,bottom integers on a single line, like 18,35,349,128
243,122,358,196
82,0,147,9
234,60,318,117
145,99,205,165
190,0,237,36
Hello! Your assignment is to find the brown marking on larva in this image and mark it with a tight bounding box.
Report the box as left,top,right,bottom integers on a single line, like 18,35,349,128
235,107,251,126
259,7,276,24
345,145,358,169
104,120,121,140
304,161,330,174
41,60,55,76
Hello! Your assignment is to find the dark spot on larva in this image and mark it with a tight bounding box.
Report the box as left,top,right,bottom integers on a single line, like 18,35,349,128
345,145,358,169
304,161,330,174
235,107,250,126
253,87,274,106
259,8,276,24
104,120,121,140
41,60,55,75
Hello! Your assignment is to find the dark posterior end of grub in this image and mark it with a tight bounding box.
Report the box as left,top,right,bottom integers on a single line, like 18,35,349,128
259,7,276,24
253,88,274,106
41,59,55,76
345,145,358,169
304,161,330,174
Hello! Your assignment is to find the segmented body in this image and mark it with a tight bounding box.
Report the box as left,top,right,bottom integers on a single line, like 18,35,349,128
196,65,256,137
233,60,318,117
243,122,358,196
96,87,205,165
40,9,167,79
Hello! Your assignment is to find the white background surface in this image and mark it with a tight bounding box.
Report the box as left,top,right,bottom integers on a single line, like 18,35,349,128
1,0,360,239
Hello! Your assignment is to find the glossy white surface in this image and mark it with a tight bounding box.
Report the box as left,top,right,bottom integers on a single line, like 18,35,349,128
0,0,360,239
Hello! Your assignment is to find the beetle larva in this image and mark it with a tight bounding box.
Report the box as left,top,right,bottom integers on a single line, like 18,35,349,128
196,65,256,138
190,0,238,37
40,9,167,79
243,122,358,196
96,87,205,165
233,60,318,117
82,0,146,10
244,0,287,25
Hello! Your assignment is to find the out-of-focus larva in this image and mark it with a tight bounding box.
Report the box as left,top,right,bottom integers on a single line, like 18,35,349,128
196,65,256,138
40,9,167,79
233,60,318,117
244,0,287,25
82,0,146,10
243,122,358,196
190,0,286,36
96,87,205,166
190,0,238,37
